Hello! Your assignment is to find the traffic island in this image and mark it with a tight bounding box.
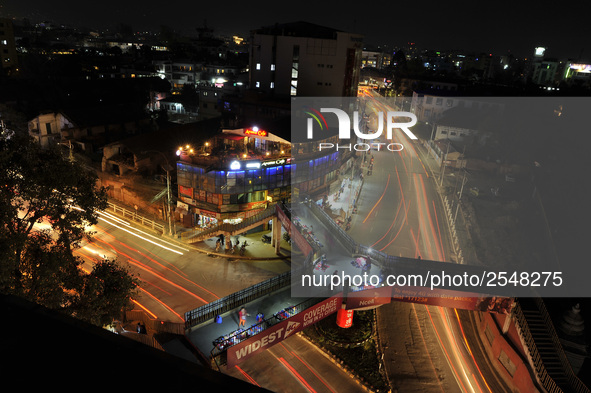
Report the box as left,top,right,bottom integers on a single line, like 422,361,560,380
302,309,389,392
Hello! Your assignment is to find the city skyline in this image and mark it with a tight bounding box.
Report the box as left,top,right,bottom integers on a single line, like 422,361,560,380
2,0,589,59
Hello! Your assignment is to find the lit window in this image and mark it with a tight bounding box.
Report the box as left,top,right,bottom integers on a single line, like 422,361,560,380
256,63,261,70
256,81,260,88
271,64,275,71
270,82,275,88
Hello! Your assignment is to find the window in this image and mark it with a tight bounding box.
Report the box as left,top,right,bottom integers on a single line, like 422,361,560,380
256,81,260,88
270,82,274,88
256,63,260,70
270,64,275,71
436,98,443,106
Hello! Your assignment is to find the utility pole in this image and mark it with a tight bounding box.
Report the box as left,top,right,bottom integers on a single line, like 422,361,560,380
439,140,450,187
165,168,174,236
454,169,468,225
144,150,175,236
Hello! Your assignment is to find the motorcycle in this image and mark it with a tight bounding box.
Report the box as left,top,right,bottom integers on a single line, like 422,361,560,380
261,234,271,244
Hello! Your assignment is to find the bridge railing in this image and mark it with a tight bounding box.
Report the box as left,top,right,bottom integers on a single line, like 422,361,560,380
106,201,165,233
307,199,356,254
184,269,292,329
209,295,324,361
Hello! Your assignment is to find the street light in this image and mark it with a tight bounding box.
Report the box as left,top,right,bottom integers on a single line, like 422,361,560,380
143,150,175,236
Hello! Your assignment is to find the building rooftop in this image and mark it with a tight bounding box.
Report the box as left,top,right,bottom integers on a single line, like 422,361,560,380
253,21,352,39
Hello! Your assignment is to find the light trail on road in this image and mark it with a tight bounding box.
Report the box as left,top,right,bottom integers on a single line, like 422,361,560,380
279,342,339,393
235,365,260,387
92,235,215,303
359,90,503,393
72,207,219,322
362,174,390,223
279,357,318,393
97,211,188,255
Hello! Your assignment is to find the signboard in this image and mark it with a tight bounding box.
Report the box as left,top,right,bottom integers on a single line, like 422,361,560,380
228,160,261,171
226,295,342,367
346,286,393,310
195,208,219,219
244,128,268,137
179,185,193,198
391,286,514,314
262,158,287,167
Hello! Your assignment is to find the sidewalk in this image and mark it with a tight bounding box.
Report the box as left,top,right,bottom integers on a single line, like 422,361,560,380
197,229,292,260
104,198,290,261
321,158,365,229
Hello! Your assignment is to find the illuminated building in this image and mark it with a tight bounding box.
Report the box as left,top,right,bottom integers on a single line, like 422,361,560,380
249,21,363,97
175,124,355,228
562,62,591,86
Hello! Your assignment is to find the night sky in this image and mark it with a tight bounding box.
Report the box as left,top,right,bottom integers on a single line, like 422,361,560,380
1,0,589,59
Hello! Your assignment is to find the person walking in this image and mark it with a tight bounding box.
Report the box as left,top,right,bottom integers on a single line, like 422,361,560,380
238,307,248,327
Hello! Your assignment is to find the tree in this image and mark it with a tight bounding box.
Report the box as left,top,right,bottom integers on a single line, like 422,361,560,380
73,259,139,327
0,130,138,326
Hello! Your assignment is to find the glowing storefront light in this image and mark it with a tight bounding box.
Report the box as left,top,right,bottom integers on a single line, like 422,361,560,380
570,64,591,73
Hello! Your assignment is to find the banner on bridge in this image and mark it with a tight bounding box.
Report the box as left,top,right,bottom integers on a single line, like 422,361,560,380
226,294,342,367
391,285,514,314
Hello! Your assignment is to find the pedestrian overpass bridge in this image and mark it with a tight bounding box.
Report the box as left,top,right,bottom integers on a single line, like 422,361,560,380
182,201,588,393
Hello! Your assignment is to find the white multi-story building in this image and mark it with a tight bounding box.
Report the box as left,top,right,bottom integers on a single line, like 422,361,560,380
410,91,504,124
249,21,363,97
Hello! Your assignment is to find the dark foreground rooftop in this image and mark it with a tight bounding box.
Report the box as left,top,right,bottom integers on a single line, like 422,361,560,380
0,294,272,391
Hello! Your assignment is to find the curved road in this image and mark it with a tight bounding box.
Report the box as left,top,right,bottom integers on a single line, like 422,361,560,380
348,91,510,393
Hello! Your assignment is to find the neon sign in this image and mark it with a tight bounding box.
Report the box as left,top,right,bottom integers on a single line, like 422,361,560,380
229,160,261,170
244,128,268,137
261,158,286,167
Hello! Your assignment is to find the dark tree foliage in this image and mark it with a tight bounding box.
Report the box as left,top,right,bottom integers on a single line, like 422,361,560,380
0,130,138,326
